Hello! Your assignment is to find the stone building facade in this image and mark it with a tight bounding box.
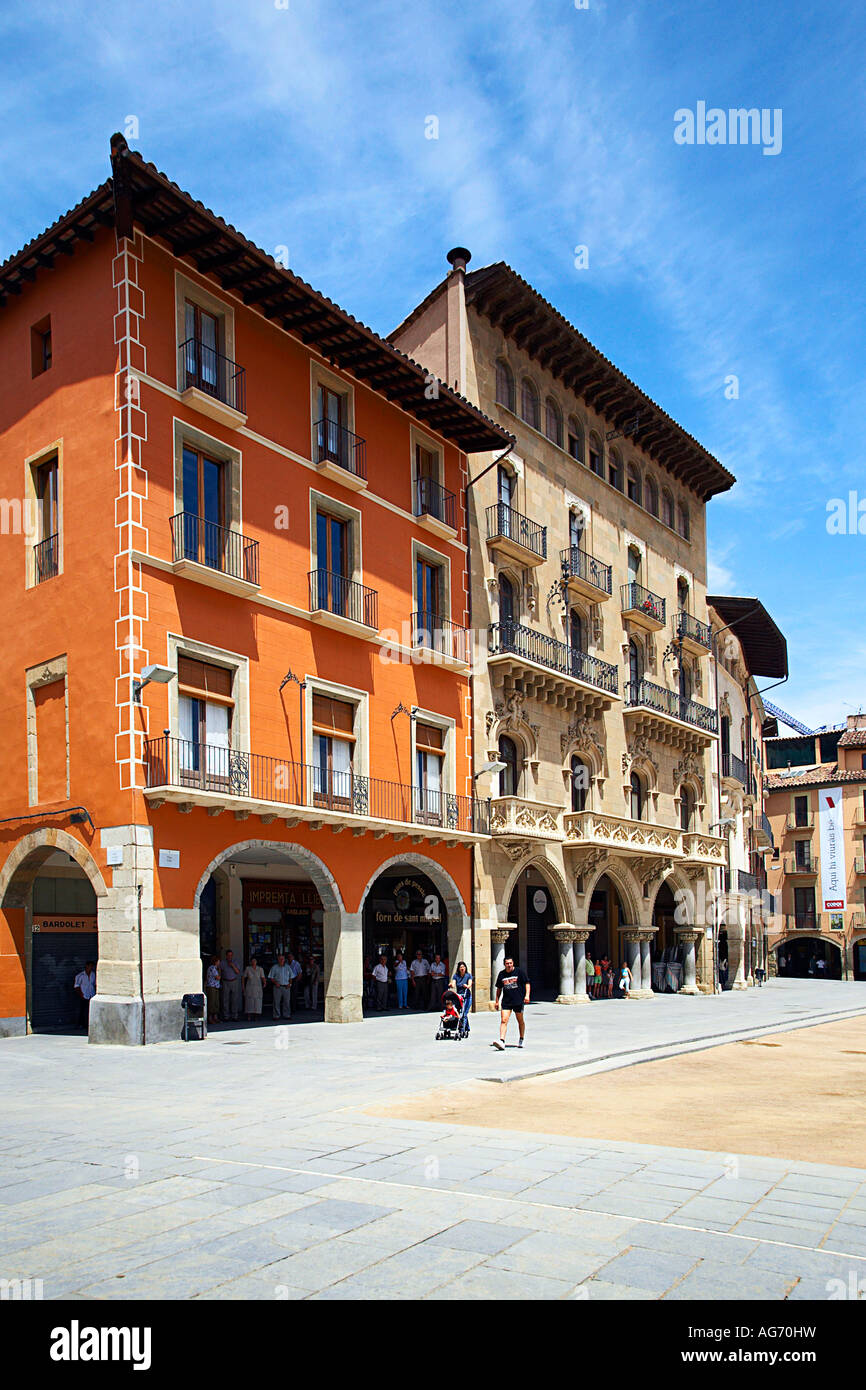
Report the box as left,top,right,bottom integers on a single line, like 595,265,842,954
393,253,735,1003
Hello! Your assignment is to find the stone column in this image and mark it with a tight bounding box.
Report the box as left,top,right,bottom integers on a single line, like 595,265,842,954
640,934,654,995
549,924,579,1003
489,925,513,1010
730,921,748,989
621,929,652,999
676,930,700,994
323,908,363,1023
572,929,592,1004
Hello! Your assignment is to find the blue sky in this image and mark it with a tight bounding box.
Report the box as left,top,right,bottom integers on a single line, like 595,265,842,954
1,0,863,730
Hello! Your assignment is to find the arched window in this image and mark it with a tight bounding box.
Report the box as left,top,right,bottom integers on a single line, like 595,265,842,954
677,576,690,612
495,360,515,413
680,785,694,831
679,661,692,703
571,754,591,813
567,417,584,463
630,771,644,821
645,475,659,517
498,735,520,798
569,609,585,652
545,397,563,447
627,463,641,505
678,503,690,540
521,378,540,431
499,574,515,627
568,509,585,551
661,488,674,528
627,545,642,585
588,433,604,478
628,637,642,689
608,449,623,491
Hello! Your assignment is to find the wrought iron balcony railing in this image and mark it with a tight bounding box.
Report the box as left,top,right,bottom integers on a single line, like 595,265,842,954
784,854,819,875
171,513,259,586
785,812,814,830
489,620,618,694
178,338,246,413
761,811,774,847
486,502,547,559
624,678,717,734
314,418,367,481
415,476,456,530
559,546,612,595
309,569,378,628
675,610,712,650
721,750,747,784
785,912,822,932
738,869,759,893
621,581,666,624
33,532,59,584
144,735,489,835
412,611,471,665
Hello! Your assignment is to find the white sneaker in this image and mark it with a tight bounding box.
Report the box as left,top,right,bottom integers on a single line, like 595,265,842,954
493,1039,505,1051
518,1038,524,1049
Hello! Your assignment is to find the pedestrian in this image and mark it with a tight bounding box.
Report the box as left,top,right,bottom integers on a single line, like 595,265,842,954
220,949,242,1022
619,960,632,999
73,960,97,1030
492,956,530,1051
593,956,603,1000
304,955,320,1011
600,955,613,1000
372,954,390,1011
584,954,594,999
410,948,430,1009
205,955,221,1024
286,951,303,1013
363,956,375,1010
243,956,266,1021
429,953,447,1010
450,960,473,1037
269,953,293,1020
393,951,409,1009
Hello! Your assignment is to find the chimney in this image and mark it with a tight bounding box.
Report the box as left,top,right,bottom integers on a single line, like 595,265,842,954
444,249,471,395
446,247,471,275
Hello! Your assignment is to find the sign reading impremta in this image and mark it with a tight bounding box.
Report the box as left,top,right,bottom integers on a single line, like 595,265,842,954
818,787,847,923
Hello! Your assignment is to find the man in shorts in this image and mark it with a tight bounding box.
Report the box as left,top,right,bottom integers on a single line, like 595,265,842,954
493,956,530,1050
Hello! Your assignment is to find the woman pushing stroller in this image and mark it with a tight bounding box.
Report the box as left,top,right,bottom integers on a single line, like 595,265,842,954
449,961,472,1039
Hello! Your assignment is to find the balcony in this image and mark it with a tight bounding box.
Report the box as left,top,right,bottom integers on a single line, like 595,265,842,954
309,570,378,635
681,831,729,869
738,869,759,893
851,913,865,933
170,513,260,597
486,503,547,567
411,611,472,671
488,620,618,718
675,610,712,656
783,855,819,875
854,856,866,875
756,811,774,849
564,810,681,860
314,419,367,491
784,913,822,932
560,546,612,603
721,751,747,786
785,812,814,831
490,797,563,847
178,338,246,428
414,477,457,538
33,532,59,585
621,581,666,633
143,736,489,843
624,678,717,747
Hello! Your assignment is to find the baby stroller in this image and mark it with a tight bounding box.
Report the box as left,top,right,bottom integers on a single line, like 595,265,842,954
435,988,465,1041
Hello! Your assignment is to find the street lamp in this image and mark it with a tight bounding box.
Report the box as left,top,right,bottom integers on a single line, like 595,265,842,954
133,664,176,704
474,759,506,781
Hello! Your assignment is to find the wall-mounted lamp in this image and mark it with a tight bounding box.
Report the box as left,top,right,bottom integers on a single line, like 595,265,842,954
133,665,176,704
474,759,506,781
391,702,417,722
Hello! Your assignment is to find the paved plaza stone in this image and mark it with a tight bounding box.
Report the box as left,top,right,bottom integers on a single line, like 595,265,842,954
1,979,866,1300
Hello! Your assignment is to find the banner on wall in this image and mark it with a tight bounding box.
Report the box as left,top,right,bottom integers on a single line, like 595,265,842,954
818,787,847,929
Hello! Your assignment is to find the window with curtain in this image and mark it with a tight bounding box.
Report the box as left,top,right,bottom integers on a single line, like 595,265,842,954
545,397,563,446
498,735,520,797
630,772,644,821
570,755,590,813
184,300,221,394
495,360,515,412
499,574,515,627
569,510,584,550
316,383,350,466
679,786,693,831
627,464,641,505
415,722,445,822
521,378,540,431
182,445,226,570
661,489,674,528
628,638,642,689
177,656,234,786
312,695,355,808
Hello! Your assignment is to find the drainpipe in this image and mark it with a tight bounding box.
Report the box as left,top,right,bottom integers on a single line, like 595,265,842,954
137,882,146,1045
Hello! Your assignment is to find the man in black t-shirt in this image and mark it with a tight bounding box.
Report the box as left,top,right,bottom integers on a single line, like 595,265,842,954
493,956,530,1050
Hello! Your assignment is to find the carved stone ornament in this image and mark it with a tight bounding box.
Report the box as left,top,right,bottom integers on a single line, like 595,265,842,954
622,735,659,776
560,715,605,761
673,751,706,799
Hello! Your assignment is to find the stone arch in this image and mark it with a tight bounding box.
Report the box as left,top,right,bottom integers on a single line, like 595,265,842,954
0,827,109,909
647,867,692,923
486,693,540,769
582,859,642,927
500,852,573,926
192,839,344,914
357,851,468,924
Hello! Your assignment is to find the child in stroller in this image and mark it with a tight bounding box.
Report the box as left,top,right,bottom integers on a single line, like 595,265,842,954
435,988,465,1040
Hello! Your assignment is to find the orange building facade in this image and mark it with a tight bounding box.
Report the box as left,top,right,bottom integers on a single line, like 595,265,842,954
0,137,509,1041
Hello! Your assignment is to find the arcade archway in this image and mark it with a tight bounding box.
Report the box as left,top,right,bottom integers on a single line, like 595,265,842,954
775,936,842,980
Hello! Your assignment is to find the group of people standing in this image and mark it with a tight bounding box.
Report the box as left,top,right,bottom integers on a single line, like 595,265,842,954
366,949,450,1011
204,950,321,1023
584,954,632,1000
